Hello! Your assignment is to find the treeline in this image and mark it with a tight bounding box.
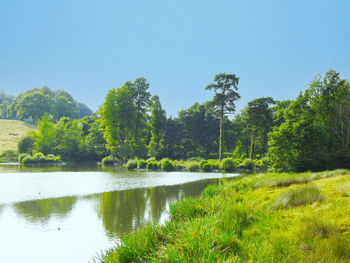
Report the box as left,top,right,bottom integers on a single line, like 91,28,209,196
17,70,350,171
0,86,92,122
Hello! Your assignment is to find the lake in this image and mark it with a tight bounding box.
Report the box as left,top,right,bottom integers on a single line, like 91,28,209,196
0,164,241,262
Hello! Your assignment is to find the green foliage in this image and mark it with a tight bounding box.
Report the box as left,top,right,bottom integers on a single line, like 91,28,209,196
185,162,199,171
21,152,61,165
18,153,29,163
199,159,208,169
238,158,256,171
98,170,350,263
0,150,18,162
137,159,147,169
220,157,236,172
101,155,118,166
269,185,323,210
125,159,138,170
148,95,166,159
202,162,211,171
207,159,220,170
160,158,174,171
17,135,34,154
146,160,160,170
201,185,220,197
206,73,241,161
267,70,350,172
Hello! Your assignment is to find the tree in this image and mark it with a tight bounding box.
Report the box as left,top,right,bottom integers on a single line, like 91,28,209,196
246,97,275,159
205,73,240,161
33,113,56,154
308,70,350,156
15,91,54,123
128,77,151,158
100,86,137,160
148,95,166,158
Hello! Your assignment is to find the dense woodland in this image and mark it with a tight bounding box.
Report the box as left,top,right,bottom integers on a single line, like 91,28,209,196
3,70,350,172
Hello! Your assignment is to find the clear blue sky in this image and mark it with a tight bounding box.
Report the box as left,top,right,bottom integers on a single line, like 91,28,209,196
1,0,349,116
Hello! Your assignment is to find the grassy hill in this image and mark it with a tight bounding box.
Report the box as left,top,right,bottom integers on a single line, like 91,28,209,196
97,169,350,262
0,119,36,154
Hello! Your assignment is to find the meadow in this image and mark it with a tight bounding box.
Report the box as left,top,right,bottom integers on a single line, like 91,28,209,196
96,169,350,262
0,119,35,159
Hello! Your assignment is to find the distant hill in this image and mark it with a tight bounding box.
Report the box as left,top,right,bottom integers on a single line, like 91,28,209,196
0,87,93,122
0,119,36,154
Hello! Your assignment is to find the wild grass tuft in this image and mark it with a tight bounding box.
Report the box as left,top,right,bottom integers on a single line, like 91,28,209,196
270,185,323,210
255,169,350,189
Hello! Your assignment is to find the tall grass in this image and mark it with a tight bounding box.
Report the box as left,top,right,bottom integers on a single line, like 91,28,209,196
96,170,350,263
269,185,323,210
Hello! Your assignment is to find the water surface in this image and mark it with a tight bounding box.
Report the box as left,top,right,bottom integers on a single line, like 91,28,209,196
0,164,240,262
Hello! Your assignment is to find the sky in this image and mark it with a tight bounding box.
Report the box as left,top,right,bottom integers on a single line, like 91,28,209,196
1,0,350,117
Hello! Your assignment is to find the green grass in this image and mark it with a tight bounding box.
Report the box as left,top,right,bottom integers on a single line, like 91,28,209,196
0,119,36,155
96,169,350,262
269,185,324,210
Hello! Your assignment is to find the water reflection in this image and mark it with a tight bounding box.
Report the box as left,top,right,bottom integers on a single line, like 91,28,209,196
95,179,220,238
14,196,77,224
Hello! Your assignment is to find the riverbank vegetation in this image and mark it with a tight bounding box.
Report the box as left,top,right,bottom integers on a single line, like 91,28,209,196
122,157,258,172
4,69,350,172
95,169,350,262
18,152,61,166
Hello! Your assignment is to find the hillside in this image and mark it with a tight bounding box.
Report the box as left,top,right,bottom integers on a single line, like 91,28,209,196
98,169,350,262
0,119,36,154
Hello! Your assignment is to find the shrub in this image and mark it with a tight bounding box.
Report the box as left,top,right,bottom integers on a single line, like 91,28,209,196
202,162,211,171
185,162,199,171
187,157,202,162
256,157,270,168
207,159,220,170
160,158,174,171
173,160,185,170
147,161,160,170
102,155,118,166
238,158,256,171
21,153,61,165
138,159,147,169
125,159,138,170
270,185,324,210
18,153,29,163
199,160,208,169
0,150,18,162
220,158,236,172
18,135,34,154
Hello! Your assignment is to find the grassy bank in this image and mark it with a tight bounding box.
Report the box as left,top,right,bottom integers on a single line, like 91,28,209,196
0,119,35,154
96,169,350,262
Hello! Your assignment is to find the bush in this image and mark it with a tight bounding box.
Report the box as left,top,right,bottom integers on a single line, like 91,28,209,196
21,152,61,165
202,162,211,171
138,159,147,169
270,185,324,210
256,157,270,168
160,158,174,171
102,155,118,166
187,157,202,162
207,159,220,170
125,159,138,170
199,160,208,169
220,158,236,172
0,150,18,162
18,135,34,154
238,158,256,171
173,160,185,170
185,162,199,171
147,161,160,170
18,153,29,163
